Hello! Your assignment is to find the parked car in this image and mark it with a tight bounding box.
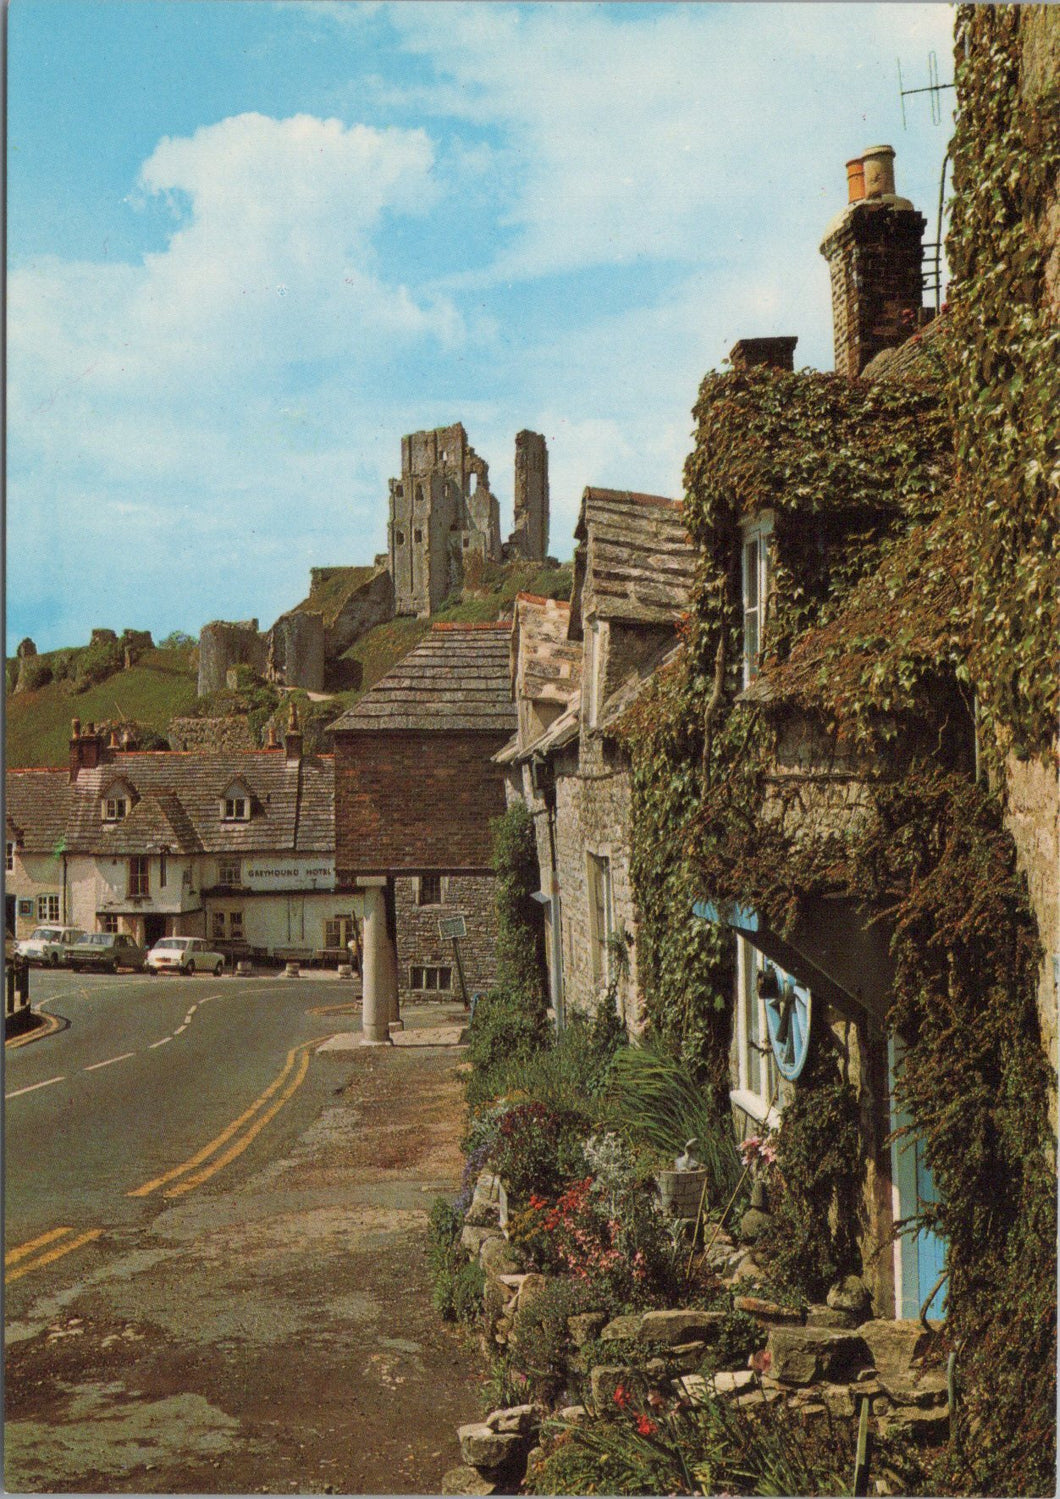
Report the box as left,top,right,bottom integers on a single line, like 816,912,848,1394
145,937,226,976
64,932,147,974
14,926,86,966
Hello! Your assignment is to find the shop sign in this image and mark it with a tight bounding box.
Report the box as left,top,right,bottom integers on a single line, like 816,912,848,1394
242,859,335,891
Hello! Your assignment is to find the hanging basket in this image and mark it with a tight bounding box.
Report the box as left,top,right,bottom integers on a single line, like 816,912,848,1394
657,1169,709,1219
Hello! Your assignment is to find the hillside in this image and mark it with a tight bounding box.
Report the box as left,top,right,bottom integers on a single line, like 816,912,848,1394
5,560,573,768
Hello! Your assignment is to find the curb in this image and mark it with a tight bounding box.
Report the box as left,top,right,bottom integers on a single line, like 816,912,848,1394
5,1010,64,1048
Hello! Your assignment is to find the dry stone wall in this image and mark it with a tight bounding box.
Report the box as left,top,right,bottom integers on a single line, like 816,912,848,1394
394,873,499,1005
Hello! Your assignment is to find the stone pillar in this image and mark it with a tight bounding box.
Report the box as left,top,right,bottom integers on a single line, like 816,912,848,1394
360,881,394,1046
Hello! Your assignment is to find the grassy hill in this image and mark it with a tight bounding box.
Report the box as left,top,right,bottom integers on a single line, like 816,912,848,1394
5,645,198,768
5,559,573,767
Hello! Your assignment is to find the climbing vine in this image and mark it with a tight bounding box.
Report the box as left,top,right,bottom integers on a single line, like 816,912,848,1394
946,4,1060,759
615,18,1057,1482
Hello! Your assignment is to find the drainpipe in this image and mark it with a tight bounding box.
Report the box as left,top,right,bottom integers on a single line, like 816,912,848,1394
543,791,565,1037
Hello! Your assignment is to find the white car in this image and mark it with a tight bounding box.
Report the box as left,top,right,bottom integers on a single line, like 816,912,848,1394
146,936,226,976
15,926,86,966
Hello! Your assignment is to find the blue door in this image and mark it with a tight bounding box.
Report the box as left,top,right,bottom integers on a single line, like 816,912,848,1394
888,1039,947,1321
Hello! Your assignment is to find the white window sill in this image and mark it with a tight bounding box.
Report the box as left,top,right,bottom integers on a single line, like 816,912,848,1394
730,1087,781,1130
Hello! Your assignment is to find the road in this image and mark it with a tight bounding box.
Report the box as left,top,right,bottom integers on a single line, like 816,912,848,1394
4,970,486,1494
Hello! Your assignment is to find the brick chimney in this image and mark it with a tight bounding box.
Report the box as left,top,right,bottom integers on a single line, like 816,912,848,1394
284,702,303,764
729,337,798,372
69,718,103,780
820,145,926,378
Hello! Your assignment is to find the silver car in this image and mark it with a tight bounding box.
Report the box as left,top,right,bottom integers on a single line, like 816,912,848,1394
65,932,148,974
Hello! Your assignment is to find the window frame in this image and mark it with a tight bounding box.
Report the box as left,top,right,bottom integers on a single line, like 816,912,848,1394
103,796,129,822
5,840,14,872
417,873,444,907
587,851,614,986
409,965,453,992
222,797,250,823
128,855,150,898
740,512,774,688
731,936,784,1127
217,857,241,887
100,914,119,934
37,893,60,923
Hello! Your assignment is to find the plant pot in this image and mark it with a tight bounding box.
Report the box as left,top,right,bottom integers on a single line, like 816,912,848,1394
657,1169,709,1219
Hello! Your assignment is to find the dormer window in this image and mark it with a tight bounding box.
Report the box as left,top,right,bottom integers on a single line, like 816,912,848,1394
101,781,135,821
219,780,254,822
741,514,774,687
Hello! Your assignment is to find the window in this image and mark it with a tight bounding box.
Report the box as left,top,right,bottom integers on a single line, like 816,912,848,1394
101,914,119,934
587,853,613,984
414,528,423,544
212,912,226,941
223,797,249,821
129,856,149,897
159,851,167,888
103,797,129,821
741,515,773,687
418,874,443,907
732,938,782,1124
218,858,241,886
212,910,245,941
229,910,244,941
395,529,405,546
6,841,13,872
410,965,452,992
37,893,60,922
324,915,356,950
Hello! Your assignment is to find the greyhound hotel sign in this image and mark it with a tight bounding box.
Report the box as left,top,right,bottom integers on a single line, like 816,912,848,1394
242,859,335,892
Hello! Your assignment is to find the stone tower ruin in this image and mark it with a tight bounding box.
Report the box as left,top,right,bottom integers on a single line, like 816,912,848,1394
388,423,550,618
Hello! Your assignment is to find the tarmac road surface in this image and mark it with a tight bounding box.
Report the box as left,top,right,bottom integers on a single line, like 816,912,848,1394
5,971,486,1494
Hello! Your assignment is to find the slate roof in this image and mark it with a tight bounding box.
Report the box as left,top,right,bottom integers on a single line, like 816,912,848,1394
5,769,74,853
329,624,517,735
598,639,685,735
570,489,697,637
7,751,334,857
861,311,950,384
495,696,583,766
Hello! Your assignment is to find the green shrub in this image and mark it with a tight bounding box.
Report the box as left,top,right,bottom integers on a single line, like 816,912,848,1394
71,636,124,691
486,1101,586,1201
603,1043,741,1202
16,658,53,693
465,988,551,1111
490,802,546,1010
425,1197,482,1324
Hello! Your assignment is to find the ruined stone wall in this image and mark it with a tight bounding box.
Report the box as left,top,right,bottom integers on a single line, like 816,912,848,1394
324,568,395,657
394,873,499,1005
197,620,266,696
267,611,325,693
509,430,549,561
167,715,259,752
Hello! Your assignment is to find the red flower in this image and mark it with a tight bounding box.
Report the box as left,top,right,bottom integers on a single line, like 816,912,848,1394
613,1384,631,1409
750,1348,772,1374
635,1416,658,1436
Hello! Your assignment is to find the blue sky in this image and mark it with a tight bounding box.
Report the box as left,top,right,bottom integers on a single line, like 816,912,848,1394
8,0,956,653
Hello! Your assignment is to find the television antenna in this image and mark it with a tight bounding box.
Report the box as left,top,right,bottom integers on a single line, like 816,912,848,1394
897,51,954,129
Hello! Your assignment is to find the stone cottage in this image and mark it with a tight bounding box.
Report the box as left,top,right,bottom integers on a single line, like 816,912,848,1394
498,490,697,1032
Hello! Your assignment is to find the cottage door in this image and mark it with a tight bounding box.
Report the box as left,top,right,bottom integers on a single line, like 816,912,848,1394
888,1038,947,1320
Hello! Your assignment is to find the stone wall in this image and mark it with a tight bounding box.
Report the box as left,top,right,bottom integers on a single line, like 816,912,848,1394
197,620,267,696
552,732,641,1033
509,430,549,562
394,873,499,1005
334,729,511,878
324,567,395,658
167,715,258,752
268,610,325,693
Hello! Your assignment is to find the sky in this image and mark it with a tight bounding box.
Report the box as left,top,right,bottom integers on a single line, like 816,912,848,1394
7,0,957,654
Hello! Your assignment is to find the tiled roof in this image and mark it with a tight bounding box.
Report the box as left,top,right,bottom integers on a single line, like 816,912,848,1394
862,311,950,383
329,624,517,735
570,488,696,635
8,751,334,856
5,769,73,853
495,695,582,764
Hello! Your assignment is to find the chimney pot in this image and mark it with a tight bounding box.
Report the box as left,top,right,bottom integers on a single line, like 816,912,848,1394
846,157,866,203
861,144,896,198
71,718,81,740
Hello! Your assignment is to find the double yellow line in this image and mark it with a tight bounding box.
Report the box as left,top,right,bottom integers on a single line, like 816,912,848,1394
128,1037,322,1200
5,1036,326,1286
5,1227,103,1284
